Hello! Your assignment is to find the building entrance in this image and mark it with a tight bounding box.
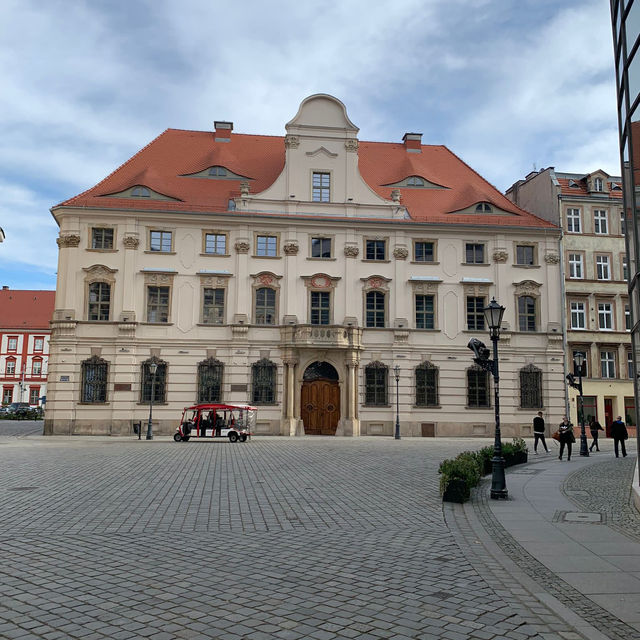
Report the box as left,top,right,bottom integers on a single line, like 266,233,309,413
301,362,340,435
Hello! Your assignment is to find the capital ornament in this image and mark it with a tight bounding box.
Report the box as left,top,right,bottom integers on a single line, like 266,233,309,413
393,246,409,260
344,139,359,153
492,250,508,263
123,235,139,249
285,135,300,149
56,234,81,248
544,252,560,264
235,240,250,254
283,242,299,256
344,245,359,258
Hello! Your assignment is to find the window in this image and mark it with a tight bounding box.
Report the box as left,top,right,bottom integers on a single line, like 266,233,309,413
6,360,16,375
252,358,276,404
415,362,438,406
256,235,278,257
34,338,44,352
310,291,330,325
81,356,108,403
32,359,42,376
626,304,631,330
516,245,535,266
625,396,636,426
365,362,388,406
414,241,434,262
141,359,167,403
567,208,581,233
573,350,588,377
365,239,386,261
132,186,150,197
7,338,17,351
594,210,608,234
475,203,492,213
3,387,12,404
365,291,386,327
29,387,40,405
204,233,227,255
91,228,114,249
623,257,629,281
150,230,172,252
312,172,330,202
621,211,627,236
88,282,111,321
255,288,276,325
466,296,485,330
415,294,435,329
467,367,490,407
518,296,536,332
600,351,616,378
197,358,223,403
407,176,424,186
628,351,634,379
598,302,613,330
520,365,542,409
568,253,583,279
570,301,586,329
208,166,227,177
147,286,170,323
311,237,332,258
594,177,604,192
465,243,485,264
596,255,610,280
202,288,225,324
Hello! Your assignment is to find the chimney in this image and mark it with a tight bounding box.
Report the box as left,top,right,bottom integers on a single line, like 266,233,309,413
402,132,422,153
214,121,233,142
2,286,8,290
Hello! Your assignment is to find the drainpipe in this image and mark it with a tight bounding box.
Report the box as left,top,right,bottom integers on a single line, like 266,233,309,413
558,207,571,419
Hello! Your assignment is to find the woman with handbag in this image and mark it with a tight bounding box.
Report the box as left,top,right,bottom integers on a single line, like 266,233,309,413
558,416,575,461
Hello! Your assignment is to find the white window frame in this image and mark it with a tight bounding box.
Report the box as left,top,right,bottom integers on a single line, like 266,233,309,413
600,351,616,378
594,209,608,235
594,177,604,192
567,208,581,233
570,301,586,329
596,255,611,280
621,210,626,236
598,302,613,330
568,253,583,279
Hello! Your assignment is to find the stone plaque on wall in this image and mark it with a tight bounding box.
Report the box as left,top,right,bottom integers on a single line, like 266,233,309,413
230,384,248,392
114,383,132,392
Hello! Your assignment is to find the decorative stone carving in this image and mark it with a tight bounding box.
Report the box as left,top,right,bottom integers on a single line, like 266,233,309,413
283,242,299,256
514,279,542,297
250,271,282,288
361,275,391,292
302,274,341,290
240,181,250,196
285,135,300,149
544,252,560,264
344,245,359,258
235,240,250,254
143,272,174,285
391,189,401,203
463,283,490,297
410,281,439,295
56,234,80,248
492,250,508,263
123,235,139,249
199,275,231,287
344,139,359,152
393,246,409,260
83,264,117,284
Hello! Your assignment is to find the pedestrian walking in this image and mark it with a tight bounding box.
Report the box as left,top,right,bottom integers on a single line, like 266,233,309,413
532,411,549,454
610,415,629,458
588,417,604,452
558,416,575,461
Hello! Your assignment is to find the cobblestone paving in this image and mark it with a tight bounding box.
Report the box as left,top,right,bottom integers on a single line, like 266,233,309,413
0,419,43,437
0,436,594,639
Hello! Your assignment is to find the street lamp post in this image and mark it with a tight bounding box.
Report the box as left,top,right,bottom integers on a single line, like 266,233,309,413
146,362,158,441
569,353,589,457
393,364,401,440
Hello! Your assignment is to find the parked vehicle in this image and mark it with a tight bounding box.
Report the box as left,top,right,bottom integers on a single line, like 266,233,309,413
174,403,256,442
0,402,38,419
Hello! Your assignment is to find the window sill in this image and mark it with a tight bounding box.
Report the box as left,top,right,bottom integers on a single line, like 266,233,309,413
200,253,231,258
415,328,440,332
252,402,278,406
144,250,176,255
307,257,336,261
514,264,540,269
462,262,490,266
252,255,281,259
362,259,390,263
516,406,545,411
465,406,492,410
78,402,110,406
411,261,439,265
363,404,392,408
197,322,226,326
140,322,174,326
413,404,441,409
137,402,169,406
87,248,118,253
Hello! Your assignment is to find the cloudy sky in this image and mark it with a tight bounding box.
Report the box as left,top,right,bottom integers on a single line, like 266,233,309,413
0,0,619,290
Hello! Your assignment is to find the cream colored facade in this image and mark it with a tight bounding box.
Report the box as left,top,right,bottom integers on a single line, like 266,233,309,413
46,95,565,437
507,168,634,431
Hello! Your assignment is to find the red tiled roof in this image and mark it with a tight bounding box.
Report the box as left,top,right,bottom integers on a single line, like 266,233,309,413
557,177,623,199
57,129,555,229
0,290,55,330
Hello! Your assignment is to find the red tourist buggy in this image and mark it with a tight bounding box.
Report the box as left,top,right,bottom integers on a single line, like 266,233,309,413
174,403,256,442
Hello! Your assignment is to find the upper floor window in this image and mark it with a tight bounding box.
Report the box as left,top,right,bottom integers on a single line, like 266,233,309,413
132,186,150,197
517,295,537,332
594,177,604,192
568,253,583,279
91,228,114,249
310,291,330,325
364,362,388,406
202,288,225,324
81,356,108,403
466,296,485,331
414,241,434,262
467,367,490,407
407,176,425,186
600,351,616,378
365,291,386,328
197,358,223,403
598,302,613,330
475,203,492,213
34,338,44,352
626,303,631,331
573,350,588,377
147,286,170,323
32,359,42,376
312,172,330,202
520,365,542,409
567,208,581,233
465,243,485,264
204,233,227,255
415,294,435,329
256,235,278,257
255,287,277,325
623,256,629,281
570,301,586,330
311,237,332,258
150,230,172,252
7,338,17,351
596,255,611,280
594,210,608,234
141,359,167,403
516,245,535,266
365,239,386,261
252,358,277,404
6,359,16,375
415,362,438,407
88,282,111,321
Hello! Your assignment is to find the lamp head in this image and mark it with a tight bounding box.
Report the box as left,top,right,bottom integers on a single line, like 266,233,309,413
149,362,158,375
573,352,585,368
484,298,505,332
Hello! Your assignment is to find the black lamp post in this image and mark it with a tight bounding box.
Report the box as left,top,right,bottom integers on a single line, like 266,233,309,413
571,352,589,457
393,364,401,440
146,362,158,440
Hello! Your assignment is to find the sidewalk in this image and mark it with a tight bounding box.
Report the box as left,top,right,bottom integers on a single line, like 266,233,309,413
453,441,640,640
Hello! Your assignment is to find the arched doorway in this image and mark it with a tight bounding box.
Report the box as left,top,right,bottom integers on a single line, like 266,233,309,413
301,361,340,435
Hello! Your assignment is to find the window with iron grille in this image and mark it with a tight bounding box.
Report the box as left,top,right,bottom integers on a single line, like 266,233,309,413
415,363,438,406
465,243,484,263
310,291,330,325
255,287,276,325
365,291,385,327
147,286,170,323
312,172,330,202
415,294,435,329
252,359,276,404
365,239,386,261
140,359,167,403
202,288,225,324
197,358,223,403
466,296,485,330
519,365,542,408
365,362,388,406
91,228,114,249
88,282,111,321
518,295,536,332
467,367,490,407
81,356,108,403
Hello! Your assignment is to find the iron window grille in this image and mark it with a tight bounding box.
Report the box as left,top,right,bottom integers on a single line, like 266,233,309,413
141,359,166,403
415,363,438,406
81,356,108,403
519,364,542,408
365,362,388,406
467,367,490,407
197,358,223,403
252,359,276,404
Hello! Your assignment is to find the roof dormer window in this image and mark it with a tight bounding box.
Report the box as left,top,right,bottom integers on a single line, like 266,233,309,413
407,176,425,187
594,177,604,192
475,202,492,213
209,166,228,177
132,186,151,197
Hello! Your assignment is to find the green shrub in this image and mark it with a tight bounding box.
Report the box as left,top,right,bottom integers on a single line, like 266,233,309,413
439,451,482,495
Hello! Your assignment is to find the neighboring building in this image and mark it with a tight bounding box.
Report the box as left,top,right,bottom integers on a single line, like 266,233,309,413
507,168,632,432
611,0,640,442
46,94,565,437
0,287,55,407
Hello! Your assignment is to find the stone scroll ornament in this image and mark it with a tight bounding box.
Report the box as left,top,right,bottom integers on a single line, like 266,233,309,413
283,242,299,256
344,245,359,258
393,246,409,260
56,234,81,248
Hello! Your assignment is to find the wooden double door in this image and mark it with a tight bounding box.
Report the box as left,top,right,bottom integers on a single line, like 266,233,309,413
301,379,340,435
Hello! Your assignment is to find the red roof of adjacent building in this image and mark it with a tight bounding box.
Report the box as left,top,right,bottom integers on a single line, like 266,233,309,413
556,177,623,199
0,289,55,330
56,128,555,229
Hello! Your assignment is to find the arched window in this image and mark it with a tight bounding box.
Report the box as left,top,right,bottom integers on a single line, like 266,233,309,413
415,362,438,407
475,202,492,213
252,358,277,404
81,356,108,403
88,282,111,321
365,361,388,406
197,358,223,403
131,186,150,197
208,166,228,177
520,365,542,408
365,291,386,327
407,176,424,187
467,366,490,407
140,358,167,403
517,295,537,332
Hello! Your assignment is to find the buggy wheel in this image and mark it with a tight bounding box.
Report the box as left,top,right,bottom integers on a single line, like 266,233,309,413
173,433,182,442
228,432,239,443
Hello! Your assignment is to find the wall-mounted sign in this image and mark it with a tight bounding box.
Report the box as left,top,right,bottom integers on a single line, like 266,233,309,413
59,376,70,382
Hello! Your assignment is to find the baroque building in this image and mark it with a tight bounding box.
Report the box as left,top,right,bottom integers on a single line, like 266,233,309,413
507,168,633,433
46,94,564,437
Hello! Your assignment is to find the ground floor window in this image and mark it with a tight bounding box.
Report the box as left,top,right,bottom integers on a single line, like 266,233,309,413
519,365,542,408
467,367,490,407
29,387,40,405
197,358,223,402
365,362,388,406
141,359,167,403
252,358,276,404
2,387,12,404
415,362,438,406
81,356,108,403
625,396,636,427
582,396,597,424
